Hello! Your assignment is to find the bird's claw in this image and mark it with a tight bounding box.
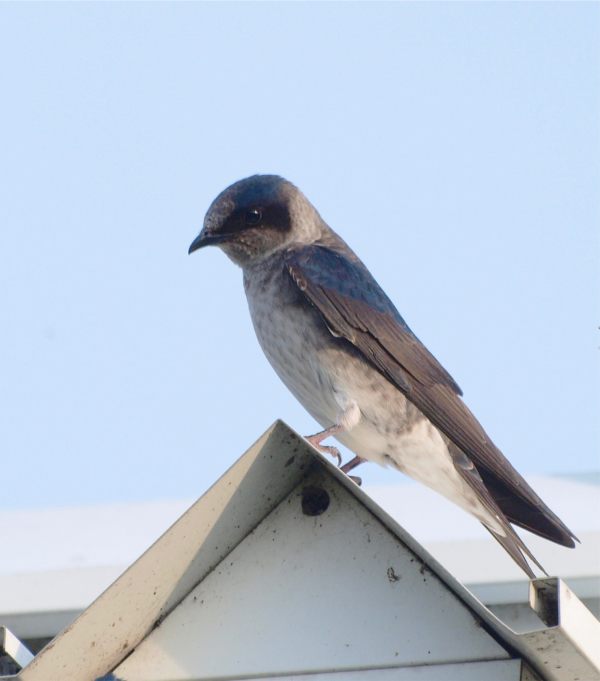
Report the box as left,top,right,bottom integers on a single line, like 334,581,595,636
318,444,342,467
305,432,343,466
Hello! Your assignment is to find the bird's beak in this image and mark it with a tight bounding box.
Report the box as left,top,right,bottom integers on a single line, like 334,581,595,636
188,230,229,254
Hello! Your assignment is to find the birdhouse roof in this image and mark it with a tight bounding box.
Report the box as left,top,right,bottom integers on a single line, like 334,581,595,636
15,421,600,681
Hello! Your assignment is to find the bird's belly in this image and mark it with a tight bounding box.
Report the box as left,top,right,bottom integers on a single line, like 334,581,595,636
245,271,422,461
245,270,503,530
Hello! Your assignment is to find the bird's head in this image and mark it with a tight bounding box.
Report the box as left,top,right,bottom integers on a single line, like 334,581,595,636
189,175,324,267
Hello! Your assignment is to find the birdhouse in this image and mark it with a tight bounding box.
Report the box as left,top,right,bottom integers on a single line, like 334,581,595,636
6,422,600,681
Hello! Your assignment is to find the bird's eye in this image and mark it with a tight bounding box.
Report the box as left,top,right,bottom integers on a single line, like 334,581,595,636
245,208,262,226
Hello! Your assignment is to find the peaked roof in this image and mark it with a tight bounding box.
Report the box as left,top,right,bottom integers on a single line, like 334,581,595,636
17,421,600,681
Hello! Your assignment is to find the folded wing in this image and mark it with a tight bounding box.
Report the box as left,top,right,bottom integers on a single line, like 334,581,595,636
285,243,576,548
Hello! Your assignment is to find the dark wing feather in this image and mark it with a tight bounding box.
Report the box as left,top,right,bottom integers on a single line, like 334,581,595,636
450,445,546,579
285,244,576,548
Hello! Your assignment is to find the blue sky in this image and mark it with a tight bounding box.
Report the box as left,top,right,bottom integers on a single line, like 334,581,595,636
1,2,598,509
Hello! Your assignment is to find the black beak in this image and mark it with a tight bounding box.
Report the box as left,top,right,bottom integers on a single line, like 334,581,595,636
188,231,229,254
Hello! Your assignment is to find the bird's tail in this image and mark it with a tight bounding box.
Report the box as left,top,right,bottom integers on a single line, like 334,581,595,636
451,446,546,578
478,472,579,548
481,523,545,580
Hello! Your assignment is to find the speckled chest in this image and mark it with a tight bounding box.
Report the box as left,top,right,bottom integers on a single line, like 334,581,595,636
242,252,454,475
244,256,327,357
241,254,416,436
242,255,348,420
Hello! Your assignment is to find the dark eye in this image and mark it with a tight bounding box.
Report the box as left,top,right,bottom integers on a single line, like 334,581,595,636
245,208,262,226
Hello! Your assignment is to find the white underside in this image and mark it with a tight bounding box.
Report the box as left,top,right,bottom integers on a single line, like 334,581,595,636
336,410,504,535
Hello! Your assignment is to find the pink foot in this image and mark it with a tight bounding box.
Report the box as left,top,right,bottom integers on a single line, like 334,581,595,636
305,425,344,466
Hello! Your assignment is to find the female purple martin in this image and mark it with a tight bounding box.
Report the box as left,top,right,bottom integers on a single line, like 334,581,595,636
189,174,577,577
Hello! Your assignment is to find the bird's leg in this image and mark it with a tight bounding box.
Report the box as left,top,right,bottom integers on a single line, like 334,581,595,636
306,428,365,486
340,455,366,486
340,455,365,474
306,403,362,468
305,424,344,466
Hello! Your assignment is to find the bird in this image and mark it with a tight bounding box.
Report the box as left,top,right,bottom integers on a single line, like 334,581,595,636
188,174,577,577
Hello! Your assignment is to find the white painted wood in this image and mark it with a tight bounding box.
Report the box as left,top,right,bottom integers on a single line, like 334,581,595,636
518,578,600,681
3,477,597,643
20,422,314,681
15,421,599,681
185,658,526,680
116,468,507,680
0,626,34,669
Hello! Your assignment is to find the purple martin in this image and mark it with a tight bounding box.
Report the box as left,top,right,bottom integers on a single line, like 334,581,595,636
189,174,577,577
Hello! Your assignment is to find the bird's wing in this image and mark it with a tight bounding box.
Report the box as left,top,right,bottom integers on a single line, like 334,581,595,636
450,445,545,579
285,244,576,547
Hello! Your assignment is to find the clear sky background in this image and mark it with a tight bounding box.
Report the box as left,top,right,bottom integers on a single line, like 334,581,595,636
1,2,598,510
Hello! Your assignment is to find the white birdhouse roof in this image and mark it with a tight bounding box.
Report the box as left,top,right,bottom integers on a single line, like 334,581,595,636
14,421,600,681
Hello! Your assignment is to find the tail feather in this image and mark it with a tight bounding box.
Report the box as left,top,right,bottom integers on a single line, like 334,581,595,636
451,447,547,578
482,523,546,580
480,472,579,547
